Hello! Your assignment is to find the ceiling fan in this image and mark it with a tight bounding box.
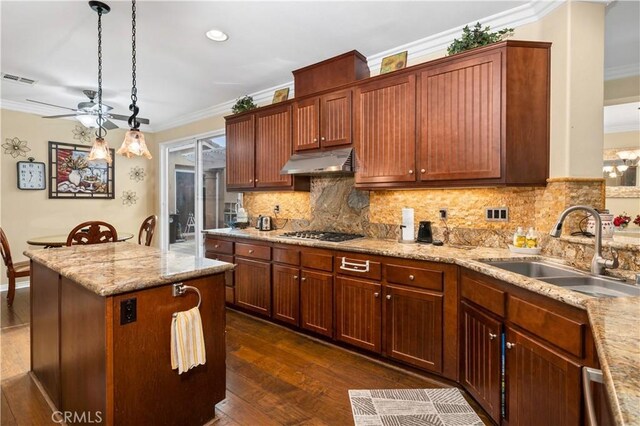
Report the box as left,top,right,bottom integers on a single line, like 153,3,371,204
26,89,150,129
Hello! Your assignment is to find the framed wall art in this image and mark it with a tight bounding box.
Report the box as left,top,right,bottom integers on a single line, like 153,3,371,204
380,51,408,74
272,88,290,104
48,141,115,199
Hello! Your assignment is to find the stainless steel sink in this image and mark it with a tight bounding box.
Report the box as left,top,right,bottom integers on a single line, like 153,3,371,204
483,260,638,298
484,261,584,278
540,276,640,298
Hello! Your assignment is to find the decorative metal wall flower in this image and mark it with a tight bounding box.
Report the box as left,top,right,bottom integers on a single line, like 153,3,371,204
121,190,138,206
72,125,93,144
129,166,146,182
2,137,30,158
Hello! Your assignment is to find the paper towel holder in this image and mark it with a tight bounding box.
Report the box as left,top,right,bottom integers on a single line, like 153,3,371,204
398,225,416,244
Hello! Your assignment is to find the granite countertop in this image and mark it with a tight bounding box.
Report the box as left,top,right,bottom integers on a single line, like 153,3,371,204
25,242,234,297
585,297,640,426
206,227,640,425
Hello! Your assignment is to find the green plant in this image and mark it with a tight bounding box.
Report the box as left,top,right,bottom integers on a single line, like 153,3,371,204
447,22,514,56
231,95,257,114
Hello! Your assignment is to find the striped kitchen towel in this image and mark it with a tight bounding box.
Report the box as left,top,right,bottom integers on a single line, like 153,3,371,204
171,307,206,374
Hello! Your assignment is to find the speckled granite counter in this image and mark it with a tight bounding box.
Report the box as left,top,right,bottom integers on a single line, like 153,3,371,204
586,297,640,426
25,242,234,296
206,227,640,425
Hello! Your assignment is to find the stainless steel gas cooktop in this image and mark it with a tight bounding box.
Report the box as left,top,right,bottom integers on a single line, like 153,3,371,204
280,231,364,243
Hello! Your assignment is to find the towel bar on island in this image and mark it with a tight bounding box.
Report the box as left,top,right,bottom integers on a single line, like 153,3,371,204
172,283,202,318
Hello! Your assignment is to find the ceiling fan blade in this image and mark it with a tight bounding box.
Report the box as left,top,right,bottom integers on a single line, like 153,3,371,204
102,119,119,130
109,113,150,125
43,114,79,119
26,99,77,112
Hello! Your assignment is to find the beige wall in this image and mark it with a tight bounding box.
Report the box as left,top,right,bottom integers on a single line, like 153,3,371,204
604,75,640,105
0,109,158,285
604,131,640,150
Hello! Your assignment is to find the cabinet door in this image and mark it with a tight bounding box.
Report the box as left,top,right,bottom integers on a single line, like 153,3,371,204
235,258,271,316
384,285,443,373
320,90,352,148
506,327,581,426
226,114,255,189
419,52,502,181
335,276,382,353
255,106,293,188
460,301,502,423
354,74,416,184
272,264,300,326
300,270,333,337
293,98,320,151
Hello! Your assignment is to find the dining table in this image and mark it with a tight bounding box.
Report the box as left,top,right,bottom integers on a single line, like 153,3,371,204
27,232,135,248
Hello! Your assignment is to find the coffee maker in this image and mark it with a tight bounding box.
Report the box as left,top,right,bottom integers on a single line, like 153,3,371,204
417,221,433,243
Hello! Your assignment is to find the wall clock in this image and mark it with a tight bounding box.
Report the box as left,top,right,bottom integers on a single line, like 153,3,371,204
17,158,46,190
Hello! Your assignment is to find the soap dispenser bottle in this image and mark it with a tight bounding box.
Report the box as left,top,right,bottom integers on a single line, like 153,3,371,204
526,227,538,248
513,227,526,248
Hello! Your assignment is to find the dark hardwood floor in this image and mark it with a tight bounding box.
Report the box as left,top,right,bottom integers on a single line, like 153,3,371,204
1,288,491,425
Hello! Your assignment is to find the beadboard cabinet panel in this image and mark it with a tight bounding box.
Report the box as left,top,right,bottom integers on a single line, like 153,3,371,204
320,90,352,148
293,98,320,151
255,106,293,188
226,115,255,189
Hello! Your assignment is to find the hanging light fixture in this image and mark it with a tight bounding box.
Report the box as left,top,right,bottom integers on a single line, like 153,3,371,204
117,0,152,159
87,1,112,164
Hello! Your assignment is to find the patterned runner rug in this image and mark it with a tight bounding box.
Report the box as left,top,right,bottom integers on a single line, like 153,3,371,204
349,388,483,426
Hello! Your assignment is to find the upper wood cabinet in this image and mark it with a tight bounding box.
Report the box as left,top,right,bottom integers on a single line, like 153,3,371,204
293,89,352,151
226,106,309,192
353,74,416,185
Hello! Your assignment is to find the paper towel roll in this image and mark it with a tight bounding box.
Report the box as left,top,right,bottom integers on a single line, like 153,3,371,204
401,208,414,241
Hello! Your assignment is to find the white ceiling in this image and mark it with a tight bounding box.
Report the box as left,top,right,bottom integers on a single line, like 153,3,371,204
604,0,640,80
0,0,637,132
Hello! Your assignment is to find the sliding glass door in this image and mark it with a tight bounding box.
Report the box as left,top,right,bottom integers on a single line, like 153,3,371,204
161,133,238,257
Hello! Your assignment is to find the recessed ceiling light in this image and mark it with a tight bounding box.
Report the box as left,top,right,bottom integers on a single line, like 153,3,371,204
206,29,228,42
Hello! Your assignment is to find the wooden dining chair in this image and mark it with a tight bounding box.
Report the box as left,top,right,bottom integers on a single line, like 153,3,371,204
138,215,157,246
66,221,118,246
0,227,30,306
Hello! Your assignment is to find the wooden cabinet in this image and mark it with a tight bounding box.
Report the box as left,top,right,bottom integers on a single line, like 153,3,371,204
272,264,300,326
505,327,582,426
460,301,502,423
226,114,255,189
293,90,352,151
384,284,443,374
335,276,382,352
234,258,271,316
354,73,416,185
225,107,309,192
419,52,502,181
300,270,333,337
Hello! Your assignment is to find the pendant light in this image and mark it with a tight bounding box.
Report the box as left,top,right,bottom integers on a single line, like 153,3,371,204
87,1,112,164
117,0,152,159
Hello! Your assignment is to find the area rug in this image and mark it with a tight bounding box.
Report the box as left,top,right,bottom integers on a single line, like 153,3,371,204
349,388,483,426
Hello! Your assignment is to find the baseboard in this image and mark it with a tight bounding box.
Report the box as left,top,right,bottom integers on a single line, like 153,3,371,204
0,280,30,292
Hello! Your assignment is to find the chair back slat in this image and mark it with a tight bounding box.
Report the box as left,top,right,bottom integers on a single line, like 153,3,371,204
138,215,157,246
66,221,118,246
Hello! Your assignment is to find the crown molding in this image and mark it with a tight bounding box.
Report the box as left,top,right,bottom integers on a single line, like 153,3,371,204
153,81,295,132
604,63,640,81
604,123,640,134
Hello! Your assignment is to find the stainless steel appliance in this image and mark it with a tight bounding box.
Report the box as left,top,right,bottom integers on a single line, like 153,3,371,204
280,231,363,242
280,147,353,175
417,221,433,243
256,216,274,231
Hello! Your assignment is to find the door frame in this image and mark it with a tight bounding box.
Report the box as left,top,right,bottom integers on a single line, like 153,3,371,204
159,129,225,257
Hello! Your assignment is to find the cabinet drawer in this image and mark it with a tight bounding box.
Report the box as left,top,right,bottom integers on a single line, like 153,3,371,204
461,273,505,317
508,296,585,358
204,238,233,255
273,246,300,266
385,264,443,291
235,242,271,261
301,250,333,272
335,256,381,280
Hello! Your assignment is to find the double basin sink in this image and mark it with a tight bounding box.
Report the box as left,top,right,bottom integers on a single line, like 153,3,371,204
483,261,640,298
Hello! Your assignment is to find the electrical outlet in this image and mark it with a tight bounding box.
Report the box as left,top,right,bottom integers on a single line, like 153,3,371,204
439,209,448,220
485,207,509,222
274,205,280,214
120,298,137,325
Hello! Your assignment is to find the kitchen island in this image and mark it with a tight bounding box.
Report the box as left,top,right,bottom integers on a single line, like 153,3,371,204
25,243,234,426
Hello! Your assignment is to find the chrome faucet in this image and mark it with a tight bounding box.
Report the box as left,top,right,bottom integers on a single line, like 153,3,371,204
549,205,618,275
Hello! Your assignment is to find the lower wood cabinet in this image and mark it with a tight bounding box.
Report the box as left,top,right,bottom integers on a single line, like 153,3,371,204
460,301,502,423
272,264,300,326
505,327,582,426
384,284,443,373
235,258,271,316
300,270,333,337
335,276,382,352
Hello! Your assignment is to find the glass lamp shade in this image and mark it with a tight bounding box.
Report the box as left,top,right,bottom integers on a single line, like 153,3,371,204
87,137,112,164
117,129,152,159
77,114,100,128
